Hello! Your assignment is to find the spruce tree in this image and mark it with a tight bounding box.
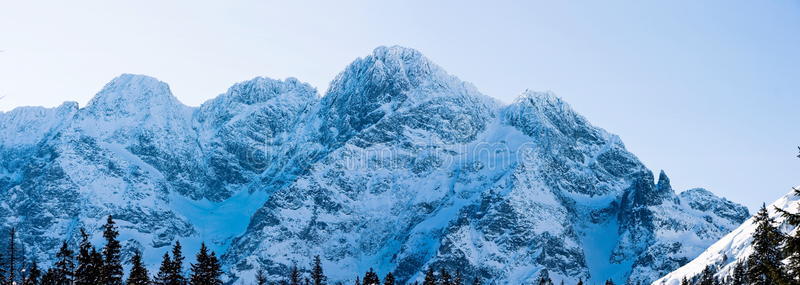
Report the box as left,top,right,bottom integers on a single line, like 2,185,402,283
8,228,17,285
256,267,268,285
422,267,436,285
747,204,786,285
680,276,689,285
363,268,380,285
169,241,186,285
383,272,395,285
777,187,800,282
311,255,326,285
189,243,209,285
154,252,172,285
577,279,584,285
54,241,75,284
731,261,747,284
537,269,552,285
102,215,123,285
698,265,717,285
289,265,301,285
41,268,58,285
604,279,615,285
354,276,360,285
189,243,223,285
23,261,41,285
75,228,101,285
0,251,5,285
127,250,151,285
91,247,103,279
207,251,223,285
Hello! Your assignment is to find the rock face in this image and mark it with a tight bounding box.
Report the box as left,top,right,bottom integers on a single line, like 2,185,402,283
0,46,747,284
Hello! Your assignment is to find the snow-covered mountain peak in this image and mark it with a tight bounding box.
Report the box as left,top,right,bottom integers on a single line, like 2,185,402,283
503,89,615,151
677,188,750,227
221,77,317,106
507,90,581,121
197,76,318,127
324,45,477,102
83,74,186,119
0,101,78,146
315,45,495,148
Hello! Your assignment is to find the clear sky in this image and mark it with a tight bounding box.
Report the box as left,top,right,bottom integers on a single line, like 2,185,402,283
0,0,798,210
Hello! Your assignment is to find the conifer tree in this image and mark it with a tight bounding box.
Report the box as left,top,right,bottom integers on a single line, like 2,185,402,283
189,243,223,285
256,267,268,285
777,148,800,283
383,272,395,285
576,278,584,285
207,251,223,284
169,241,186,285
102,215,123,285
731,261,747,284
679,277,689,285
154,252,172,285
289,265,302,285
354,276,360,285
0,251,5,285
537,269,552,285
54,241,75,284
362,268,380,285
127,250,151,285
422,267,436,285
747,204,786,285
75,228,101,285
91,247,103,278
604,279,615,285
310,255,326,285
8,228,17,285
698,265,717,285
439,268,452,285
23,261,41,285
777,188,800,282
41,268,58,285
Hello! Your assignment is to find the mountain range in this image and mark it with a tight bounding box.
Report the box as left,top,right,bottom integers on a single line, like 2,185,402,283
0,46,749,284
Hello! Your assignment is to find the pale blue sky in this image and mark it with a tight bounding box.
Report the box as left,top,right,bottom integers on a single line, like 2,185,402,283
0,0,798,210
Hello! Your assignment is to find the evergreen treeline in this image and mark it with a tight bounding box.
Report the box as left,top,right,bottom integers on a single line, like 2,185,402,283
0,216,222,285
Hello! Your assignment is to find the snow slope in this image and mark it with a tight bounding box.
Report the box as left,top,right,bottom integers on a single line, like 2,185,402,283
654,188,799,285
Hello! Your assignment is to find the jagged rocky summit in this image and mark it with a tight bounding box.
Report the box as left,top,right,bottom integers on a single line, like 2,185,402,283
0,46,748,284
